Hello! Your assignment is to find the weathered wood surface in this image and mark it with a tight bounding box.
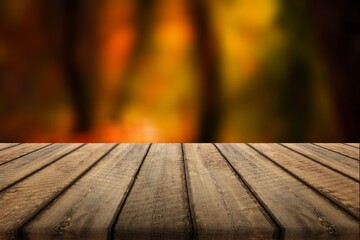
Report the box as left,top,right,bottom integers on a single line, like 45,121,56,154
314,143,359,160
0,143,359,239
216,144,359,239
250,144,359,220
0,143,50,166
25,144,149,240
0,144,83,192
114,144,191,239
0,144,115,239
184,144,276,239
344,143,359,148
282,143,359,181
0,144,19,151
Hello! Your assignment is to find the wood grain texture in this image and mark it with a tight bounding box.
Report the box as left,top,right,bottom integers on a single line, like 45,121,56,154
0,144,115,239
217,143,359,239
0,144,83,191
344,143,359,148
0,143,358,239
282,143,359,181
114,144,192,239
0,143,50,165
184,144,276,239
0,144,19,151
314,143,359,160
24,144,150,240
250,144,360,220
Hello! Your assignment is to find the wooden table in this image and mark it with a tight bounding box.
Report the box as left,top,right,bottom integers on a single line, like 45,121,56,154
0,143,358,239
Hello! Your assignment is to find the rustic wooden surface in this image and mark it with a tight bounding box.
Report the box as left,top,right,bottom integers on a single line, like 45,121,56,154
313,143,359,160
0,143,358,240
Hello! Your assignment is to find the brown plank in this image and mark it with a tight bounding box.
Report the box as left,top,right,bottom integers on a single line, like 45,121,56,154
0,144,83,191
24,144,150,240
0,143,50,165
0,143,19,151
314,143,359,160
0,143,116,239
217,144,359,239
251,143,360,220
183,144,276,239
283,143,359,181
344,143,359,148
114,144,192,239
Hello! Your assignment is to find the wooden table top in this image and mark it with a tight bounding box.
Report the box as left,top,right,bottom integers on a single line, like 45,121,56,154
0,143,359,239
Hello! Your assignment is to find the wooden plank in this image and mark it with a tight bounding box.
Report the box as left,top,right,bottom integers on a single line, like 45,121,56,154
24,144,150,240
0,144,116,239
344,143,359,148
0,143,19,151
0,143,50,165
282,143,359,181
216,144,359,239
114,144,192,239
0,144,83,191
250,143,360,220
314,143,359,160
183,144,276,239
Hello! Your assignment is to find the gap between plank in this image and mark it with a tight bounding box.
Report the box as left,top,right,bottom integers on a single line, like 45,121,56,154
312,143,359,161
108,144,152,240
0,143,22,152
0,143,53,167
279,144,359,182
343,143,359,149
181,143,196,239
214,144,284,240
16,144,119,239
0,144,86,193
247,144,360,222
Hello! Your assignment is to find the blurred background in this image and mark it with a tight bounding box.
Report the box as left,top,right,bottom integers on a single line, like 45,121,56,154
0,0,358,142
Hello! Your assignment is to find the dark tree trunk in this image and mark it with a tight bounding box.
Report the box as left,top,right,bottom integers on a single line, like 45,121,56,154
189,0,221,142
63,0,92,133
307,0,360,141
